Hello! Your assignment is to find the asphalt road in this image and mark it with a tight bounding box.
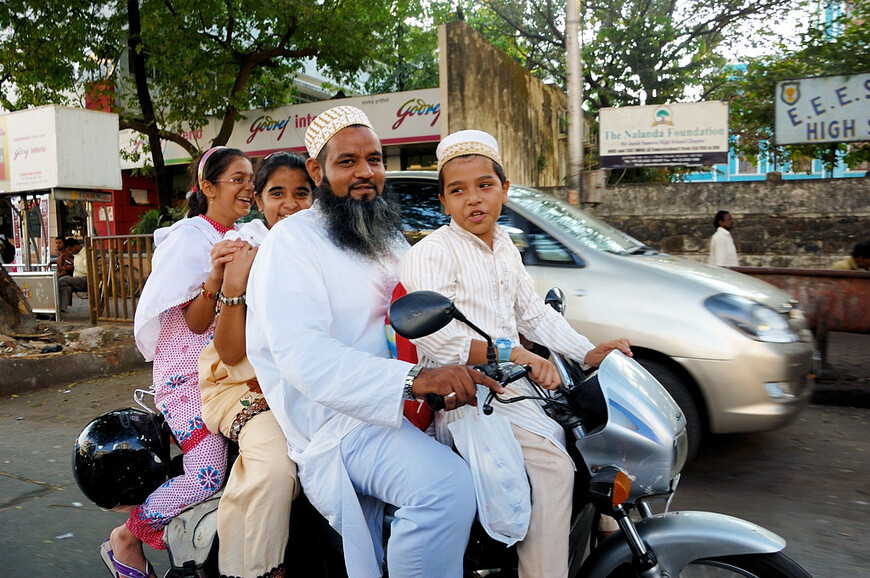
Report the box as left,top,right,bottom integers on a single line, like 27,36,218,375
0,369,868,577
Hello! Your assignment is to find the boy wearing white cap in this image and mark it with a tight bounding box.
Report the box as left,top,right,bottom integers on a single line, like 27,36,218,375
246,107,502,578
401,129,632,577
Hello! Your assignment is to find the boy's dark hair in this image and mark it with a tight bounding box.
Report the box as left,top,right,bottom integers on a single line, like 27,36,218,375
65,238,82,248
186,147,248,218
713,210,730,231
852,240,870,259
437,156,506,196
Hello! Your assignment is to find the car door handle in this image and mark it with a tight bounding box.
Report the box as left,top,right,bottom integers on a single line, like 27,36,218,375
573,289,586,297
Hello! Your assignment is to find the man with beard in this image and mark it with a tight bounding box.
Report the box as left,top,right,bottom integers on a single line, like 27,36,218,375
246,106,502,578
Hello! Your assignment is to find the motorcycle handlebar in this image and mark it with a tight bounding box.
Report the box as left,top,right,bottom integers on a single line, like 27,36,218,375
423,362,531,412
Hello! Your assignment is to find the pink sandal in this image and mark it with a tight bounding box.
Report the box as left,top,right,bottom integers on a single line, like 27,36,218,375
100,538,156,578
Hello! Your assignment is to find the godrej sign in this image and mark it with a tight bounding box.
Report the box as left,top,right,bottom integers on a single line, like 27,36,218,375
120,88,442,168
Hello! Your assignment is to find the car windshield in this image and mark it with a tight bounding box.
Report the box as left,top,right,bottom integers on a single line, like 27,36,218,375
507,185,649,254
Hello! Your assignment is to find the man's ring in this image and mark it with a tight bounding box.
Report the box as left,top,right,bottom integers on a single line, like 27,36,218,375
445,392,457,399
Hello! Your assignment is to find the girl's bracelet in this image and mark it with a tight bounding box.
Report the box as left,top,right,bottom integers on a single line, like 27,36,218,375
200,282,220,300
218,292,246,306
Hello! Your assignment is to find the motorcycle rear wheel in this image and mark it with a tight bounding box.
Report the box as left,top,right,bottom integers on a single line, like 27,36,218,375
609,552,812,577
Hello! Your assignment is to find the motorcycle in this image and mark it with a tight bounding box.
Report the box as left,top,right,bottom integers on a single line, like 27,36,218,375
73,287,813,577
387,288,813,578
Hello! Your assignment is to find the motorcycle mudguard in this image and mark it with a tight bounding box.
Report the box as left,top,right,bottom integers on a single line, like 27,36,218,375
579,510,786,577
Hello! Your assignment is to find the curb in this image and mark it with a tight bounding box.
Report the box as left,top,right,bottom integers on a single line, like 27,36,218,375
0,343,150,397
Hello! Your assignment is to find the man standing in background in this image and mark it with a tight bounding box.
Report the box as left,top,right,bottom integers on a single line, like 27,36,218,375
709,210,738,267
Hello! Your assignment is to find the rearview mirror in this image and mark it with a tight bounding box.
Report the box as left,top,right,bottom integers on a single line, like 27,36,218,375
545,287,566,315
389,290,456,339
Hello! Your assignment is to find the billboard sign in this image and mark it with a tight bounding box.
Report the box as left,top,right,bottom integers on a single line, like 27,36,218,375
120,88,442,168
599,101,729,168
6,106,122,192
775,73,870,145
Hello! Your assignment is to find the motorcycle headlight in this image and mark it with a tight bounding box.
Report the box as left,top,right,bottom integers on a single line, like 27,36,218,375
704,294,798,343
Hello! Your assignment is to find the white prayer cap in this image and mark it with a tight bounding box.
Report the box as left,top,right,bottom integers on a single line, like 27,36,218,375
304,105,375,159
436,129,502,174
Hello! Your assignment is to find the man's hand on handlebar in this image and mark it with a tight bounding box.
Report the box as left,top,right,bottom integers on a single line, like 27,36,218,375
412,366,504,411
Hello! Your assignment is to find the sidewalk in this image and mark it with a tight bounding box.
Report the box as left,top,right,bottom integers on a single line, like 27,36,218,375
1,297,868,408
0,295,147,396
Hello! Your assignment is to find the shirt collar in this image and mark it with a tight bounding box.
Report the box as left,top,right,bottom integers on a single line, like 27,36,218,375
199,214,234,236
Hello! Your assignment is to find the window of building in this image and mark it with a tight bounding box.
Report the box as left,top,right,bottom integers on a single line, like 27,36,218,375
737,155,758,174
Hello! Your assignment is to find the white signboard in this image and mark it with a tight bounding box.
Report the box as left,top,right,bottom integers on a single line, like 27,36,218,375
599,101,729,168
120,88,442,168
6,106,122,192
775,73,870,145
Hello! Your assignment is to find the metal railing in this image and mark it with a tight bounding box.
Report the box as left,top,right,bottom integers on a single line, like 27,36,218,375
85,235,154,324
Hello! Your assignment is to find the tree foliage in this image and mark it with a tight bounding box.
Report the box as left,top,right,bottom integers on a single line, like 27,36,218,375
464,0,798,110
0,0,395,205
714,2,870,174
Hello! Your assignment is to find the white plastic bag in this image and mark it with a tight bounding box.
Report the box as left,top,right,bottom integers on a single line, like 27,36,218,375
448,388,531,546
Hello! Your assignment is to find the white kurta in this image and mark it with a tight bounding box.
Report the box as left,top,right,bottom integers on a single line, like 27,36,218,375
245,206,413,576
709,226,738,267
401,221,594,454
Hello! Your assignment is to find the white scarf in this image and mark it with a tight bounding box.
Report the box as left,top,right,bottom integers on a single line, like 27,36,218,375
134,217,236,361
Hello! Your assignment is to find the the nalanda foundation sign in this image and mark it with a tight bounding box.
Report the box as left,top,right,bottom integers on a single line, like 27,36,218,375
599,101,729,169
775,73,870,145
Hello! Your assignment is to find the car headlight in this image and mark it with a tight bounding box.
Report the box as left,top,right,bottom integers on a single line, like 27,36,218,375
704,294,799,343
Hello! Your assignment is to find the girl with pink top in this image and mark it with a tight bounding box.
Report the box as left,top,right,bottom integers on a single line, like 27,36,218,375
103,147,253,578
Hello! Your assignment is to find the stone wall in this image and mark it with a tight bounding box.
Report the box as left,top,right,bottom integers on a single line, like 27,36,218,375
543,178,870,269
439,21,567,188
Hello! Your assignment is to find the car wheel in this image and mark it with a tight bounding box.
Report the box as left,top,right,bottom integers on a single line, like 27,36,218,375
637,359,703,461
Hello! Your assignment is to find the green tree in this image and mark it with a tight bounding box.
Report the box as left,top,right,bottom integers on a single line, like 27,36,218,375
715,3,870,175
0,0,395,207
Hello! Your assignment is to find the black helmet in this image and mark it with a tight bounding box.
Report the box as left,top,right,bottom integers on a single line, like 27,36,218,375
72,408,172,510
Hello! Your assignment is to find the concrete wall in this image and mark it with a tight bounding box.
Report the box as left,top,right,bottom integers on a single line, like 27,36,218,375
439,21,567,188
544,178,870,269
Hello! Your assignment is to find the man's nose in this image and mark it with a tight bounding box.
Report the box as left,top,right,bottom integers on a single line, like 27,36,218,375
355,163,374,178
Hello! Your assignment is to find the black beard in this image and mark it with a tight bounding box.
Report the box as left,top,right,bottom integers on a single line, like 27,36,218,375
315,177,403,259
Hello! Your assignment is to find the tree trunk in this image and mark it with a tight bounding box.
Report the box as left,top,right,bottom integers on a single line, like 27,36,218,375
0,266,38,336
128,0,173,210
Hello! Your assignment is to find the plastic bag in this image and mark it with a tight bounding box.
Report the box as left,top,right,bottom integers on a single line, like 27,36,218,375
448,388,531,546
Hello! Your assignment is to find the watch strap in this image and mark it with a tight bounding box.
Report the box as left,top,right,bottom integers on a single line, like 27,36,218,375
404,364,422,400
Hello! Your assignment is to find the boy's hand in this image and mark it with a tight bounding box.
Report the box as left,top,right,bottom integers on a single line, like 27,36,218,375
412,366,504,411
511,347,561,390
584,338,633,367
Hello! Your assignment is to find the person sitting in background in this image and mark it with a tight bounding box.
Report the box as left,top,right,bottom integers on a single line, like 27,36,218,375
832,240,870,271
57,239,86,312
56,238,75,279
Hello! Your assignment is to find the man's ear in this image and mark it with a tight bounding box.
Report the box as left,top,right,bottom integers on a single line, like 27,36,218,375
306,157,323,186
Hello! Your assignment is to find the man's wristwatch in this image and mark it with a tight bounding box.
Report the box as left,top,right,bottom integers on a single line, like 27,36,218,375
404,364,422,400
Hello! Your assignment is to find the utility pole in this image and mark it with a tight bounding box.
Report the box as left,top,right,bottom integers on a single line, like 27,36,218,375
566,0,583,205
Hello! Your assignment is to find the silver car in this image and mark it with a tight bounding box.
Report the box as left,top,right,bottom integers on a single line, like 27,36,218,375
387,171,814,459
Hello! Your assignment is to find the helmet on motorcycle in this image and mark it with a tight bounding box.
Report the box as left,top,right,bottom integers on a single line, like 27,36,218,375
72,408,172,510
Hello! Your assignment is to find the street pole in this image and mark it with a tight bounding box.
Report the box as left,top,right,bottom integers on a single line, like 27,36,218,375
566,0,583,205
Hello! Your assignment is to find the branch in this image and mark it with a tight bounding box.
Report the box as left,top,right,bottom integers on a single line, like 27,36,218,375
119,117,198,157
